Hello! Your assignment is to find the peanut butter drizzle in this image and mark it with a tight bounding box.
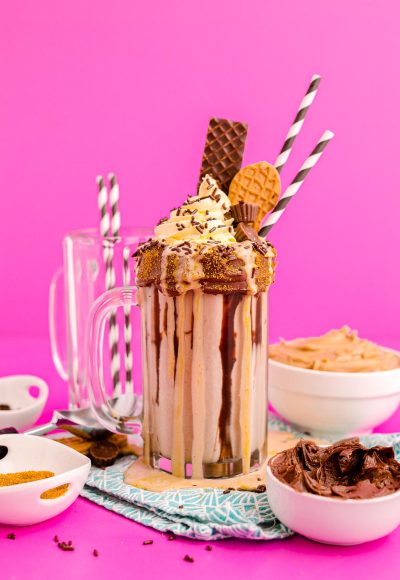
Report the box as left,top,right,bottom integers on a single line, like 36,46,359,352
171,295,186,477
240,295,253,474
270,326,400,372
191,290,206,479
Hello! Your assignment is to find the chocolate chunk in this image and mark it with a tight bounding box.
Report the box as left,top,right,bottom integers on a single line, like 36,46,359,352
198,118,248,193
255,484,266,493
0,404,11,410
89,441,119,467
235,223,273,257
231,202,259,224
235,222,259,243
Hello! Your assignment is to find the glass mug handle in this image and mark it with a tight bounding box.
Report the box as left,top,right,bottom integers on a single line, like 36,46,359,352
49,267,69,381
87,286,142,435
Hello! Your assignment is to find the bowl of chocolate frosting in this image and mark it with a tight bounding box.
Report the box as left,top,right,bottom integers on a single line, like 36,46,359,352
269,327,400,437
267,438,400,545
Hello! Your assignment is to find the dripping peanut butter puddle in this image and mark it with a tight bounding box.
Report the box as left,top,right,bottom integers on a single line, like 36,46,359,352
269,326,400,372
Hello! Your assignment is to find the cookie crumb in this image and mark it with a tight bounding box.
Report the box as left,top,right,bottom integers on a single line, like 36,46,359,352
183,555,194,563
53,535,59,543
205,546,213,551
93,549,99,557
7,533,16,540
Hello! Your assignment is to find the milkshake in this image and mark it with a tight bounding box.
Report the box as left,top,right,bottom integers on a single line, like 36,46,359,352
135,175,276,478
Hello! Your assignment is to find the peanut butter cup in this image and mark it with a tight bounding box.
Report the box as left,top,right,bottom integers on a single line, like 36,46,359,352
89,441,119,467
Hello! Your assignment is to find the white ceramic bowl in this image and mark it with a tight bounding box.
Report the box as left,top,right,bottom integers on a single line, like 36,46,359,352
269,350,400,437
0,375,49,430
0,434,90,525
267,457,400,545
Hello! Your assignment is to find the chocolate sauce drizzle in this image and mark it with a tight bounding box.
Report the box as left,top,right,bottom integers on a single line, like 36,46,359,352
173,298,179,381
153,290,161,404
218,294,242,459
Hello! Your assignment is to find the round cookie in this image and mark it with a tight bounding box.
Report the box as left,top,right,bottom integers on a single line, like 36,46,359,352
229,161,281,231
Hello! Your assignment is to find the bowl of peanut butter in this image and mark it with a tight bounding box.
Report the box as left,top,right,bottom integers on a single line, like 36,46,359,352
269,327,400,437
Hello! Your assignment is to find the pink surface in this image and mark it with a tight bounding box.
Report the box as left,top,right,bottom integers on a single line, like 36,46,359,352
1,338,400,580
1,0,400,341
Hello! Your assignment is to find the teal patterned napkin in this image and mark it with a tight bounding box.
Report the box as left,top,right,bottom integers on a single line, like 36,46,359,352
80,417,400,541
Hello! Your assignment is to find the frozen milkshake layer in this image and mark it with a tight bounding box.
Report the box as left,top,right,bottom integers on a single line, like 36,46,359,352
269,326,400,372
136,175,276,296
137,287,268,478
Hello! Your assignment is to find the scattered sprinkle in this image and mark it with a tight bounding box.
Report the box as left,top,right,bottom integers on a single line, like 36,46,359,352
93,549,99,557
53,535,59,543
143,540,153,545
7,533,16,540
178,505,183,509
205,546,213,551
167,534,176,541
57,541,74,552
183,555,194,563
222,489,231,495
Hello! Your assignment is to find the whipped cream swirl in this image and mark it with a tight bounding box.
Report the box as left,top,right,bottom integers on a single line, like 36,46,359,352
154,175,235,245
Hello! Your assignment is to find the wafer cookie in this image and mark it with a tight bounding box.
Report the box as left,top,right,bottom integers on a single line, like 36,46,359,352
229,161,281,231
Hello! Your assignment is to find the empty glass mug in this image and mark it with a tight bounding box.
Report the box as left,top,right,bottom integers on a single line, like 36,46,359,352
49,227,152,408
87,281,269,479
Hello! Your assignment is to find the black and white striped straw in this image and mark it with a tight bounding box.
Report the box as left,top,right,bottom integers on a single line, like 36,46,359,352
109,173,121,238
96,174,121,393
123,247,133,393
108,173,122,394
274,74,321,174
259,130,334,238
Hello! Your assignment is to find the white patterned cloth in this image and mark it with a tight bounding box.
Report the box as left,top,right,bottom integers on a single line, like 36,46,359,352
80,417,400,541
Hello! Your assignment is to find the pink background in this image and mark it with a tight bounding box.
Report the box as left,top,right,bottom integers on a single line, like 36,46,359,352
1,3,400,577
1,0,399,343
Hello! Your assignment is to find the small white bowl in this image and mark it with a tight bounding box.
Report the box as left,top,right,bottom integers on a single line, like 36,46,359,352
0,434,90,525
267,457,400,545
269,350,400,437
0,375,49,430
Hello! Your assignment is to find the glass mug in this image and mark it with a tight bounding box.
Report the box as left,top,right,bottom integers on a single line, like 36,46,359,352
87,279,269,479
49,227,152,409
